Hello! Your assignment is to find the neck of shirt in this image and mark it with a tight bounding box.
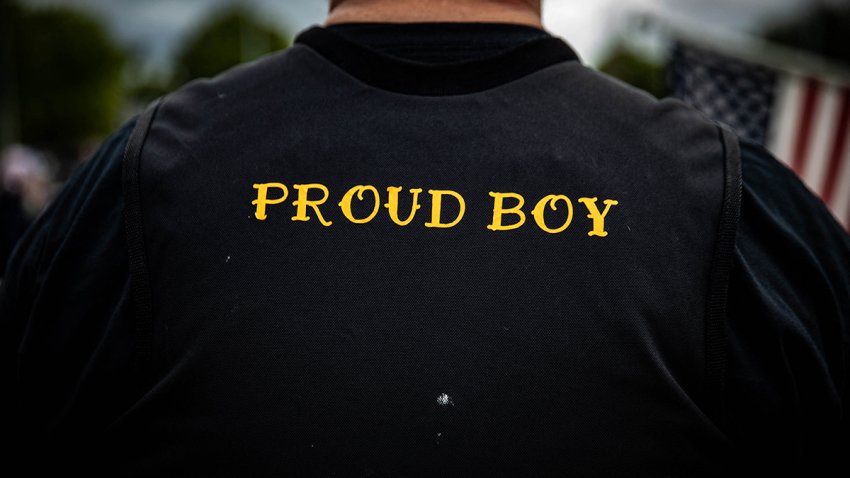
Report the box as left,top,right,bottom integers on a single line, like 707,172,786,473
293,22,581,96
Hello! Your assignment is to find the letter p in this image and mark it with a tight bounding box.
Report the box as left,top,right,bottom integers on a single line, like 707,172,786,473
252,183,289,221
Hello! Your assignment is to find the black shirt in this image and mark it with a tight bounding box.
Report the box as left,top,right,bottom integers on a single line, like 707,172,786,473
1,22,849,472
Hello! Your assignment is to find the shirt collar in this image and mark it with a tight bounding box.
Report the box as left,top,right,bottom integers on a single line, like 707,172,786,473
293,23,582,96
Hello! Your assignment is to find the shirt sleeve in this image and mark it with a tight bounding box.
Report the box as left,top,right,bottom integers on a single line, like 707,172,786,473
724,138,850,471
0,118,138,460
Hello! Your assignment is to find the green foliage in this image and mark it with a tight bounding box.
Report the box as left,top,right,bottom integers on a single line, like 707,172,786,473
0,0,22,146
126,74,173,106
173,6,289,88
10,6,126,156
598,44,669,99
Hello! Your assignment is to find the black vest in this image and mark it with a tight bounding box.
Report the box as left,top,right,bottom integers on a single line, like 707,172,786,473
115,26,741,476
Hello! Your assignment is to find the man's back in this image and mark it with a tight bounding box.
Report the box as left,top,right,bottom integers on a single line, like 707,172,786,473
2,4,849,477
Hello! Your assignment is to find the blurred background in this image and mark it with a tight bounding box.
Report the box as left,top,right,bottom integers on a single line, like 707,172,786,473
1,0,849,274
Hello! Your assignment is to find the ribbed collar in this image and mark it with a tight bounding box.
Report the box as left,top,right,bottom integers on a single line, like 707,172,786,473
293,23,581,96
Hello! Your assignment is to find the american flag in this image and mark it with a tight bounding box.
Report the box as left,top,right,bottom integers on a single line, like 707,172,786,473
670,41,850,229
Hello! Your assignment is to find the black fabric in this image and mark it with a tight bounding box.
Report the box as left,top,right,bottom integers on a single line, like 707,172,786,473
703,126,743,422
1,22,848,476
122,98,161,379
122,35,728,475
725,139,850,472
325,21,555,62
0,120,139,472
0,192,30,274
295,24,579,95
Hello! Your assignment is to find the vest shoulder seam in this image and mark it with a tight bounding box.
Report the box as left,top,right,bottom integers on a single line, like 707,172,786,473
704,124,743,424
122,97,162,383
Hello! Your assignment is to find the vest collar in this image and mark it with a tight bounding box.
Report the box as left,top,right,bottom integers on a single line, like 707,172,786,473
293,24,581,96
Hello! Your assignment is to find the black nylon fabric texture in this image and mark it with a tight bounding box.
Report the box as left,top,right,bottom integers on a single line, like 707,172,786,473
103,26,731,475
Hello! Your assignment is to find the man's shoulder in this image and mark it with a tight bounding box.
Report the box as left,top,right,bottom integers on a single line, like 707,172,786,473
733,135,850,359
18,118,136,260
738,137,850,239
725,137,850,466
161,44,326,111
147,44,336,157
548,64,730,158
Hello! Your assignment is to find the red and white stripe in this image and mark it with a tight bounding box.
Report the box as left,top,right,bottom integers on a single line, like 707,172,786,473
767,74,850,229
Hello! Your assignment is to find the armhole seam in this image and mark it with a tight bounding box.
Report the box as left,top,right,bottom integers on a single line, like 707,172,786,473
705,124,743,421
122,98,162,380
